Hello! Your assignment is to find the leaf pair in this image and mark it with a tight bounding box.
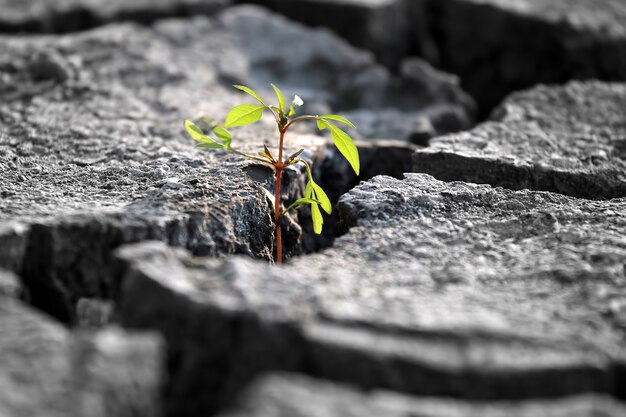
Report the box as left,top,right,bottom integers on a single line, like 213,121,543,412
282,174,331,235
184,120,231,149
283,197,320,216
224,104,265,128
223,85,271,129
282,176,330,236
304,179,331,235
269,83,303,119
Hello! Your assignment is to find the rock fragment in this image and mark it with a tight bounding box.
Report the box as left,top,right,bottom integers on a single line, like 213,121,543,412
0,295,163,417
0,269,21,298
0,223,28,274
217,373,626,417
243,0,411,67
114,173,626,416
246,0,626,113
0,0,229,33
424,0,626,113
413,81,626,199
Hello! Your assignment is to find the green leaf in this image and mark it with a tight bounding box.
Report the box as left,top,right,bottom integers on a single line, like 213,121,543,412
323,121,360,175
317,119,326,131
319,114,356,128
213,126,232,147
271,83,285,114
303,178,330,230
295,197,321,205
184,120,206,141
233,85,266,106
197,142,224,149
311,202,323,234
283,197,321,214
224,104,265,128
311,182,331,214
184,120,223,148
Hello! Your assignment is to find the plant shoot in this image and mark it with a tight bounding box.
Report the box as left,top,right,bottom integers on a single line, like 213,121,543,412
184,84,359,264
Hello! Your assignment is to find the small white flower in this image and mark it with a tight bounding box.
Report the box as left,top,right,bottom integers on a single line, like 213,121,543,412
292,95,304,107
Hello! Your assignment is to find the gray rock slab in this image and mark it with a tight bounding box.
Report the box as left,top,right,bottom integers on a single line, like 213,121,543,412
76,298,114,328
0,0,229,33
426,0,626,113
0,6,472,322
243,0,411,67
217,373,626,417
0,269,21,298
0,223,28,273
246,0,626,114
0,295,163,417
114,174,626,416
413,81,626,199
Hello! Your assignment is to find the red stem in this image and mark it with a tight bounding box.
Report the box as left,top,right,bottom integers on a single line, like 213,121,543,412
273,128,287,264
274,166,283,264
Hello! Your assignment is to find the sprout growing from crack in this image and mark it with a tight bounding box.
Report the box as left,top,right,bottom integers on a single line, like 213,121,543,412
184,84,360,264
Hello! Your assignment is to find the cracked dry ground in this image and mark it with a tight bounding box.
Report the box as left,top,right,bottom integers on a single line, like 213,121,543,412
1,2,626,417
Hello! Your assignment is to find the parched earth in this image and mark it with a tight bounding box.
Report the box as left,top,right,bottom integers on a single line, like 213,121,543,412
116,172,626,415
1,1,626,417
0,5,463,323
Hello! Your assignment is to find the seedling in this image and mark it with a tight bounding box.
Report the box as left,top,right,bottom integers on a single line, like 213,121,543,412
184,84,359,264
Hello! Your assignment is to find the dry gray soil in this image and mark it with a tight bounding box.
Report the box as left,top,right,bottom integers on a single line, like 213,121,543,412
0,1,625,416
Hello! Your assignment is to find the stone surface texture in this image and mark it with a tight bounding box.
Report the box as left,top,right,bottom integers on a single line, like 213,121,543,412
428,0,626,112
115,173,626,415
0,294,163,417
0,5,465,322
217,373,626,417
0,0,229,32
0,269,21,298
0,17,295,317
242,0,411,67
414,81,626,199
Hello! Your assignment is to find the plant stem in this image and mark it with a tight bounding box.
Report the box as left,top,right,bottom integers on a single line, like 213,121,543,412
274,167,282,264
284,115,318,130
274,127,287,264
